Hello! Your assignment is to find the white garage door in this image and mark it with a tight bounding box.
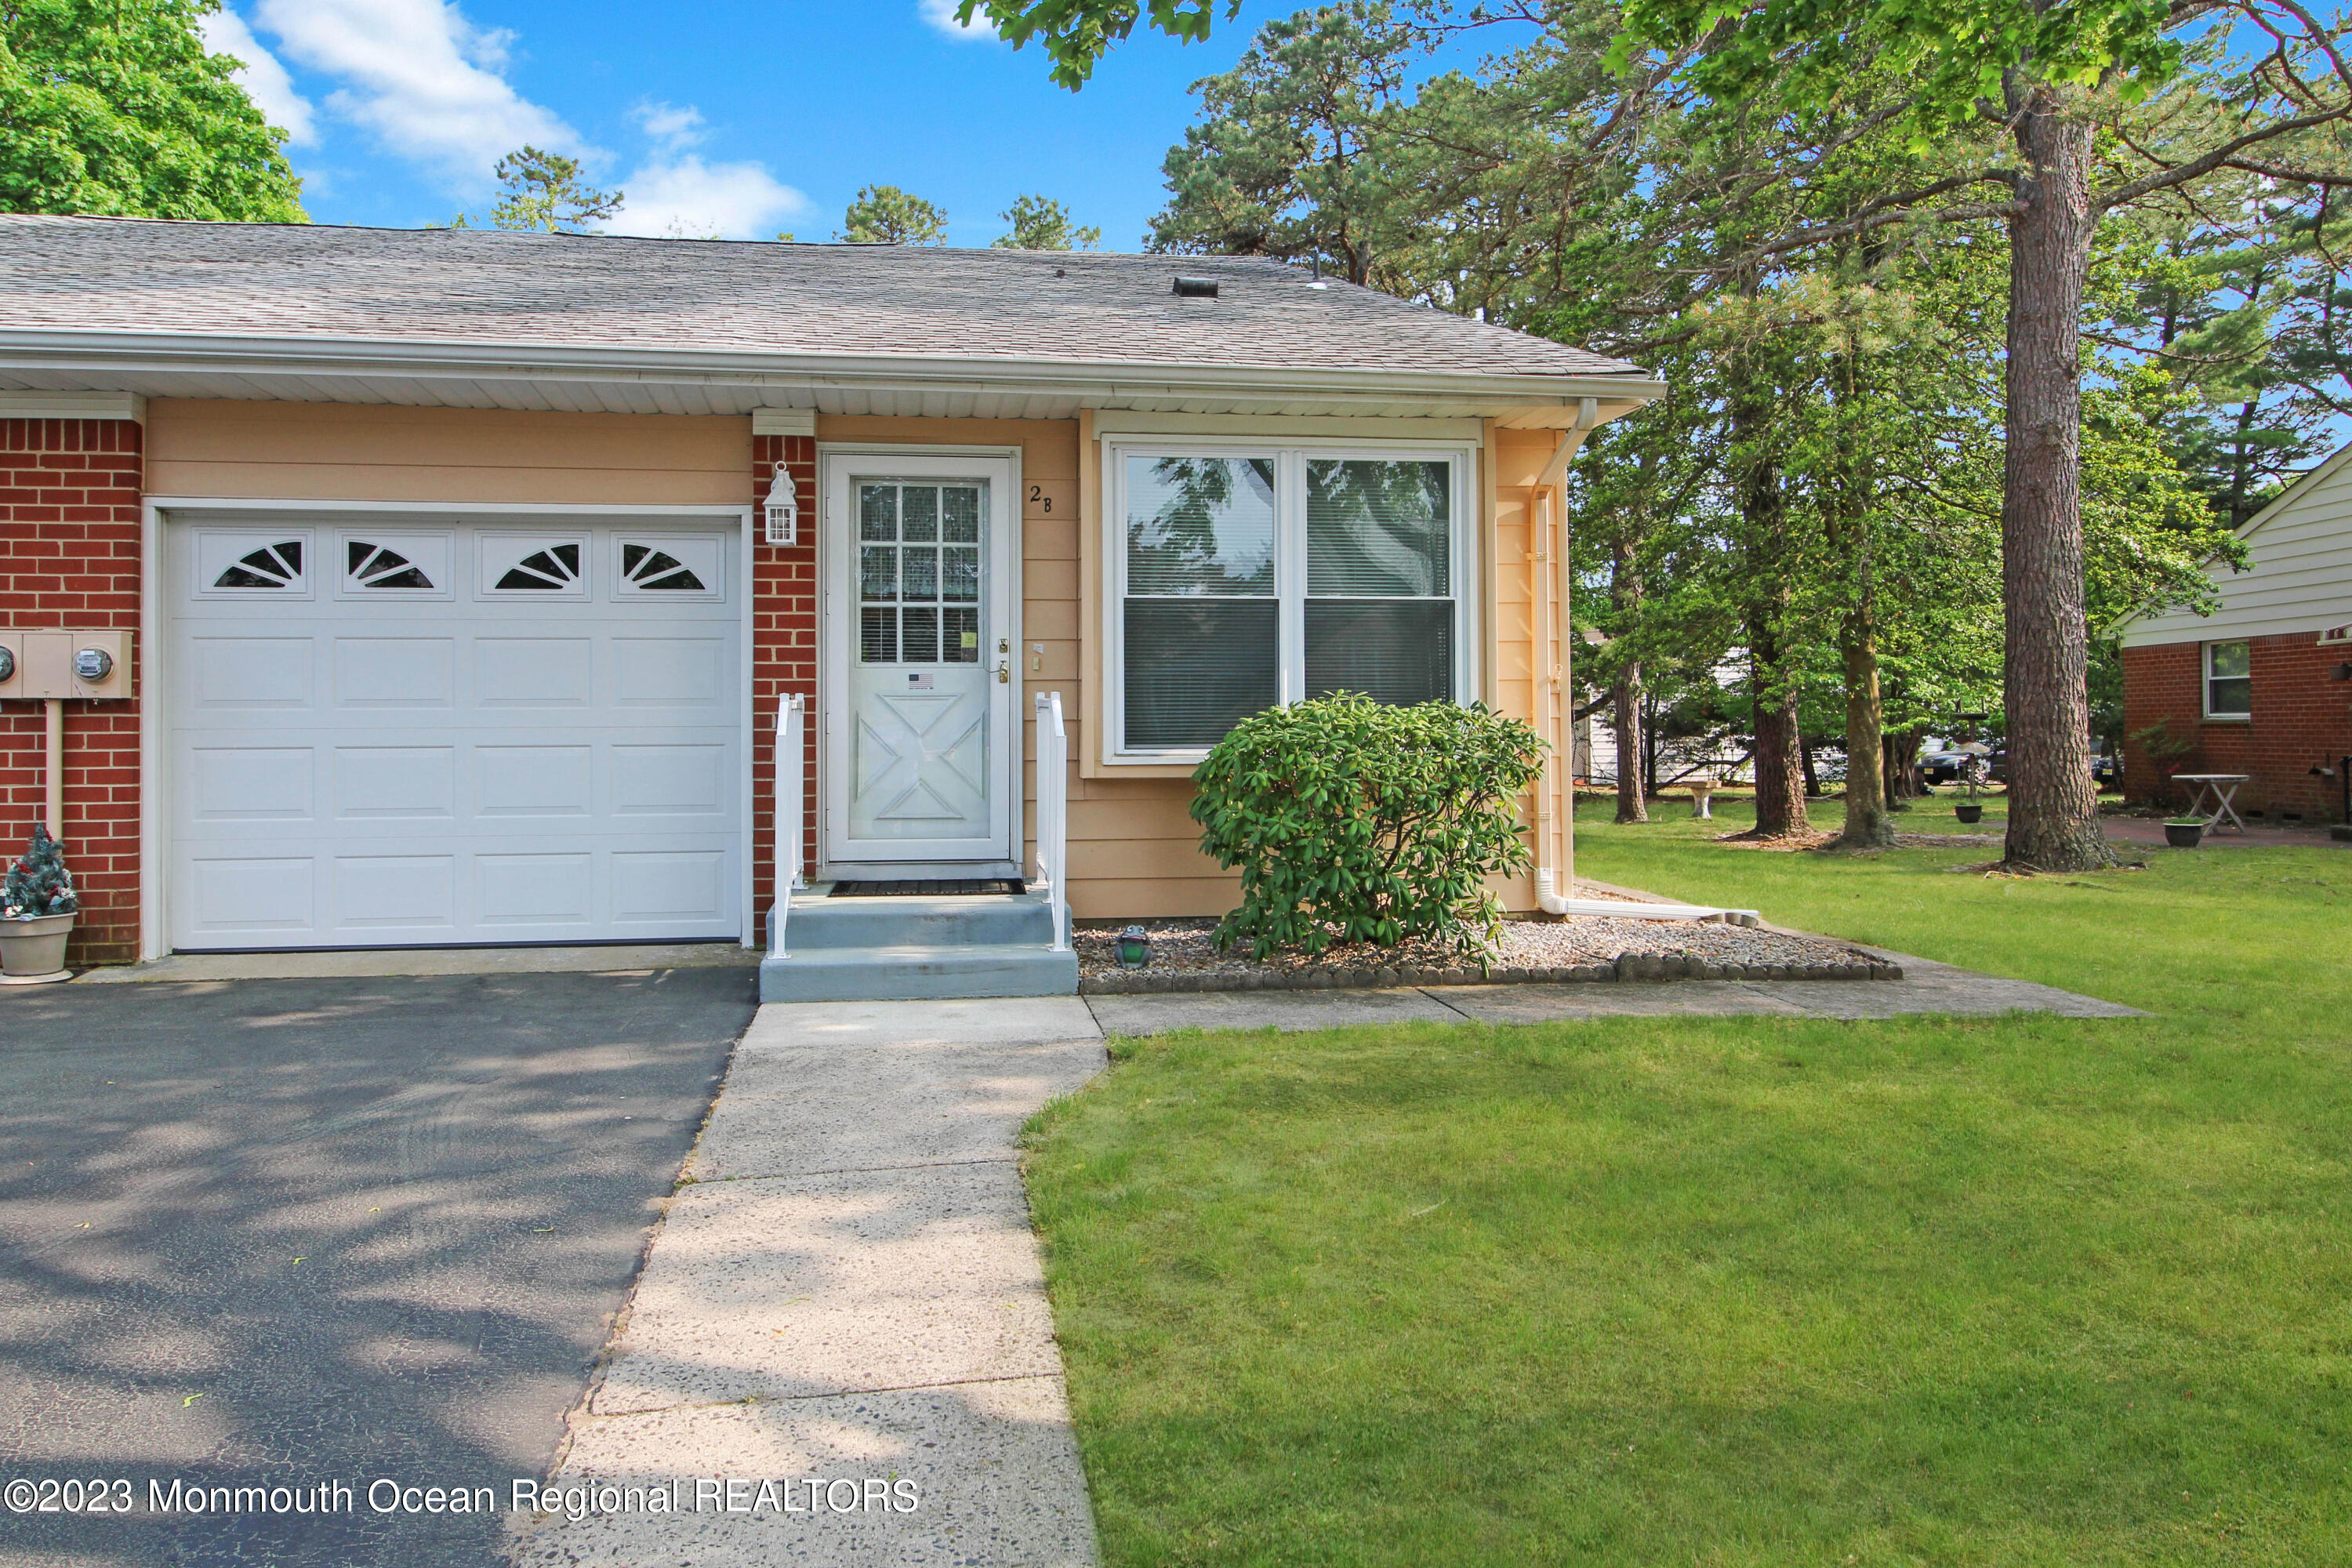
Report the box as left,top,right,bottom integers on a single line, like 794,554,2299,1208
167,517,743,951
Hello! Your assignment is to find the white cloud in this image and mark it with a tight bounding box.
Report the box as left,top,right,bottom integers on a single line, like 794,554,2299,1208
251,0,577,184
632,101,706,151
918,0,998,41
608,156,806,240
198,8,316,145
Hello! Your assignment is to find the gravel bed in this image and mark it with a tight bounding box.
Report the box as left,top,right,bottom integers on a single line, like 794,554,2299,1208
1075,916,1896,995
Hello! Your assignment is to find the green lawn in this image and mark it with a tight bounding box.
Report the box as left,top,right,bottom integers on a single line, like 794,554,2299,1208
1023,795,2352,1565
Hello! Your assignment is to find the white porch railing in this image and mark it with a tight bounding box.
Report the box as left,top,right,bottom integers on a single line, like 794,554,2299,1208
775,693,807,956
1033,691,1071,952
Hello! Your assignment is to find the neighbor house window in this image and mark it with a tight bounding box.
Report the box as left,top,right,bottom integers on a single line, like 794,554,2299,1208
2205,640,2252,718
1109,445,1469,757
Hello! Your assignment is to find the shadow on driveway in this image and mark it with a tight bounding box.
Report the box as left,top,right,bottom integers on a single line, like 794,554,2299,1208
0,967,755,1567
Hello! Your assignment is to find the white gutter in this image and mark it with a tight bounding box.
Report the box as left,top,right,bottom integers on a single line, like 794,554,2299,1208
1519,408,1761,929
0,327,1670,412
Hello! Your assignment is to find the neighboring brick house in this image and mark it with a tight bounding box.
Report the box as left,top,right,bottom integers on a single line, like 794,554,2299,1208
0,215,1663,969
2119,441,2352,822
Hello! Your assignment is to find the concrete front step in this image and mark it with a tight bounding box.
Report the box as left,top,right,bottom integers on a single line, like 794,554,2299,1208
760,891,1078,1003
777,893,1058,949
761,942,1080,1003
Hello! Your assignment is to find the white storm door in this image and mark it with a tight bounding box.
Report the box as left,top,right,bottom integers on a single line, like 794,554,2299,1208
822,453,1016,866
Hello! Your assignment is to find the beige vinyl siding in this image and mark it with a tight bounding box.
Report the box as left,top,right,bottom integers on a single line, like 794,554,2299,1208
1490,426,1561,908
145,401,755,503
2122,443,2352,645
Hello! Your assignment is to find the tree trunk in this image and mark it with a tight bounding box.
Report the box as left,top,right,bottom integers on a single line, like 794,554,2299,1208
1750,626,1809,837
1646,696,1663,797
1799,734,1821,797
1612,669,1647,823
1609,539,1647,824
2000,78,2112,870
1835,632,1896,847
1729,296,1806,840
1883,728,1926,808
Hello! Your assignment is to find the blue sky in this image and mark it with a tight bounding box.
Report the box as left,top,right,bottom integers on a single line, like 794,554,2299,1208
196,1,1261,247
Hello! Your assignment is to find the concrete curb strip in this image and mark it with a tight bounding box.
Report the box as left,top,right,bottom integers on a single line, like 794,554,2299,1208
1083,954,1901,993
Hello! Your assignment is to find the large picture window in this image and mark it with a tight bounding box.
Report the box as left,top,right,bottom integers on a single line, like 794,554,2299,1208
1110,445,1469,757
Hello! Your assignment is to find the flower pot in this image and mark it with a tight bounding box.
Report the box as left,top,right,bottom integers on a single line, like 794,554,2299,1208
0,912,74,982
2165,822,2205,849
1954,803,1984,825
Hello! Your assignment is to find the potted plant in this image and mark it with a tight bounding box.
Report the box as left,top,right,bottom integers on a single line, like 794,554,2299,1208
1,826,78,984
1953,750,1988,824
2164,817,2206,849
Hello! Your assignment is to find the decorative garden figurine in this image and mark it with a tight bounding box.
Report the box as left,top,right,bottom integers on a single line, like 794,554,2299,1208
1,826,79,984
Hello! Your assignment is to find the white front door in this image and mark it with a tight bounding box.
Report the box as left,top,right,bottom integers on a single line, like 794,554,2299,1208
822,452,1018,873
166,517,744,950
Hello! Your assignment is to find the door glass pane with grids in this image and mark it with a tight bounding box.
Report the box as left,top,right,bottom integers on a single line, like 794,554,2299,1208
861,483,982,667
848,481,992,843
1305,458,1454,705
1123,456,1278,747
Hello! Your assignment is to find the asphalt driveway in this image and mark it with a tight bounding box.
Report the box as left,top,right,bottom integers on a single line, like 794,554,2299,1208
0,967,755,1568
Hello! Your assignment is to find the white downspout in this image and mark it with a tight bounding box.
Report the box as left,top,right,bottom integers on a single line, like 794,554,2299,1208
1523,402,1763,929
1533,399,1598,916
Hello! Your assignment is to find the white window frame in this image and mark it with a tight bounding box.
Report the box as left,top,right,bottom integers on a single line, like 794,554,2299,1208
2204,638,2252,720
1102,437,1479,764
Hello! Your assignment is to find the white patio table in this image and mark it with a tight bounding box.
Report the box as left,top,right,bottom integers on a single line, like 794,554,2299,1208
2175,773,2251,833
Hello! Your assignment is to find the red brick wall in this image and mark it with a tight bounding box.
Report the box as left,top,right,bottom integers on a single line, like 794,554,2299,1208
0,418,143,962
750,434,817,931
2122,633,2352,819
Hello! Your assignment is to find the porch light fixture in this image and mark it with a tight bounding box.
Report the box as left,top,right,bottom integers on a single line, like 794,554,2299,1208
1116,925,1152,968
764,468,798,546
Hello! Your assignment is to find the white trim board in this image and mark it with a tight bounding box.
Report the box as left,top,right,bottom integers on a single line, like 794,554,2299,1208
0,390,144,422
752,408,817,437
1089,411,1487,441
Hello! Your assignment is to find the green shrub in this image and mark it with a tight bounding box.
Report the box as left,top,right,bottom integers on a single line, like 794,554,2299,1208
1189,695,1545,959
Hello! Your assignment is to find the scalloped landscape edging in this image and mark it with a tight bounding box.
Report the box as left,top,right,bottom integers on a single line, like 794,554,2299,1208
1080,953,1904,996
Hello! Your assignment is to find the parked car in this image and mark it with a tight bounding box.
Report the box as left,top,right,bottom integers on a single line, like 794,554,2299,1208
1926,746,2114,786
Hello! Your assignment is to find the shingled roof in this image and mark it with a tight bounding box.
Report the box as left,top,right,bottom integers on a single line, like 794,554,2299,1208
0,215,1642,383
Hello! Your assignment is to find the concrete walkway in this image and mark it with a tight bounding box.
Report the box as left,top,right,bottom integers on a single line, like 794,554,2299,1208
1084,947,2141,1034
508,998,1106,1568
